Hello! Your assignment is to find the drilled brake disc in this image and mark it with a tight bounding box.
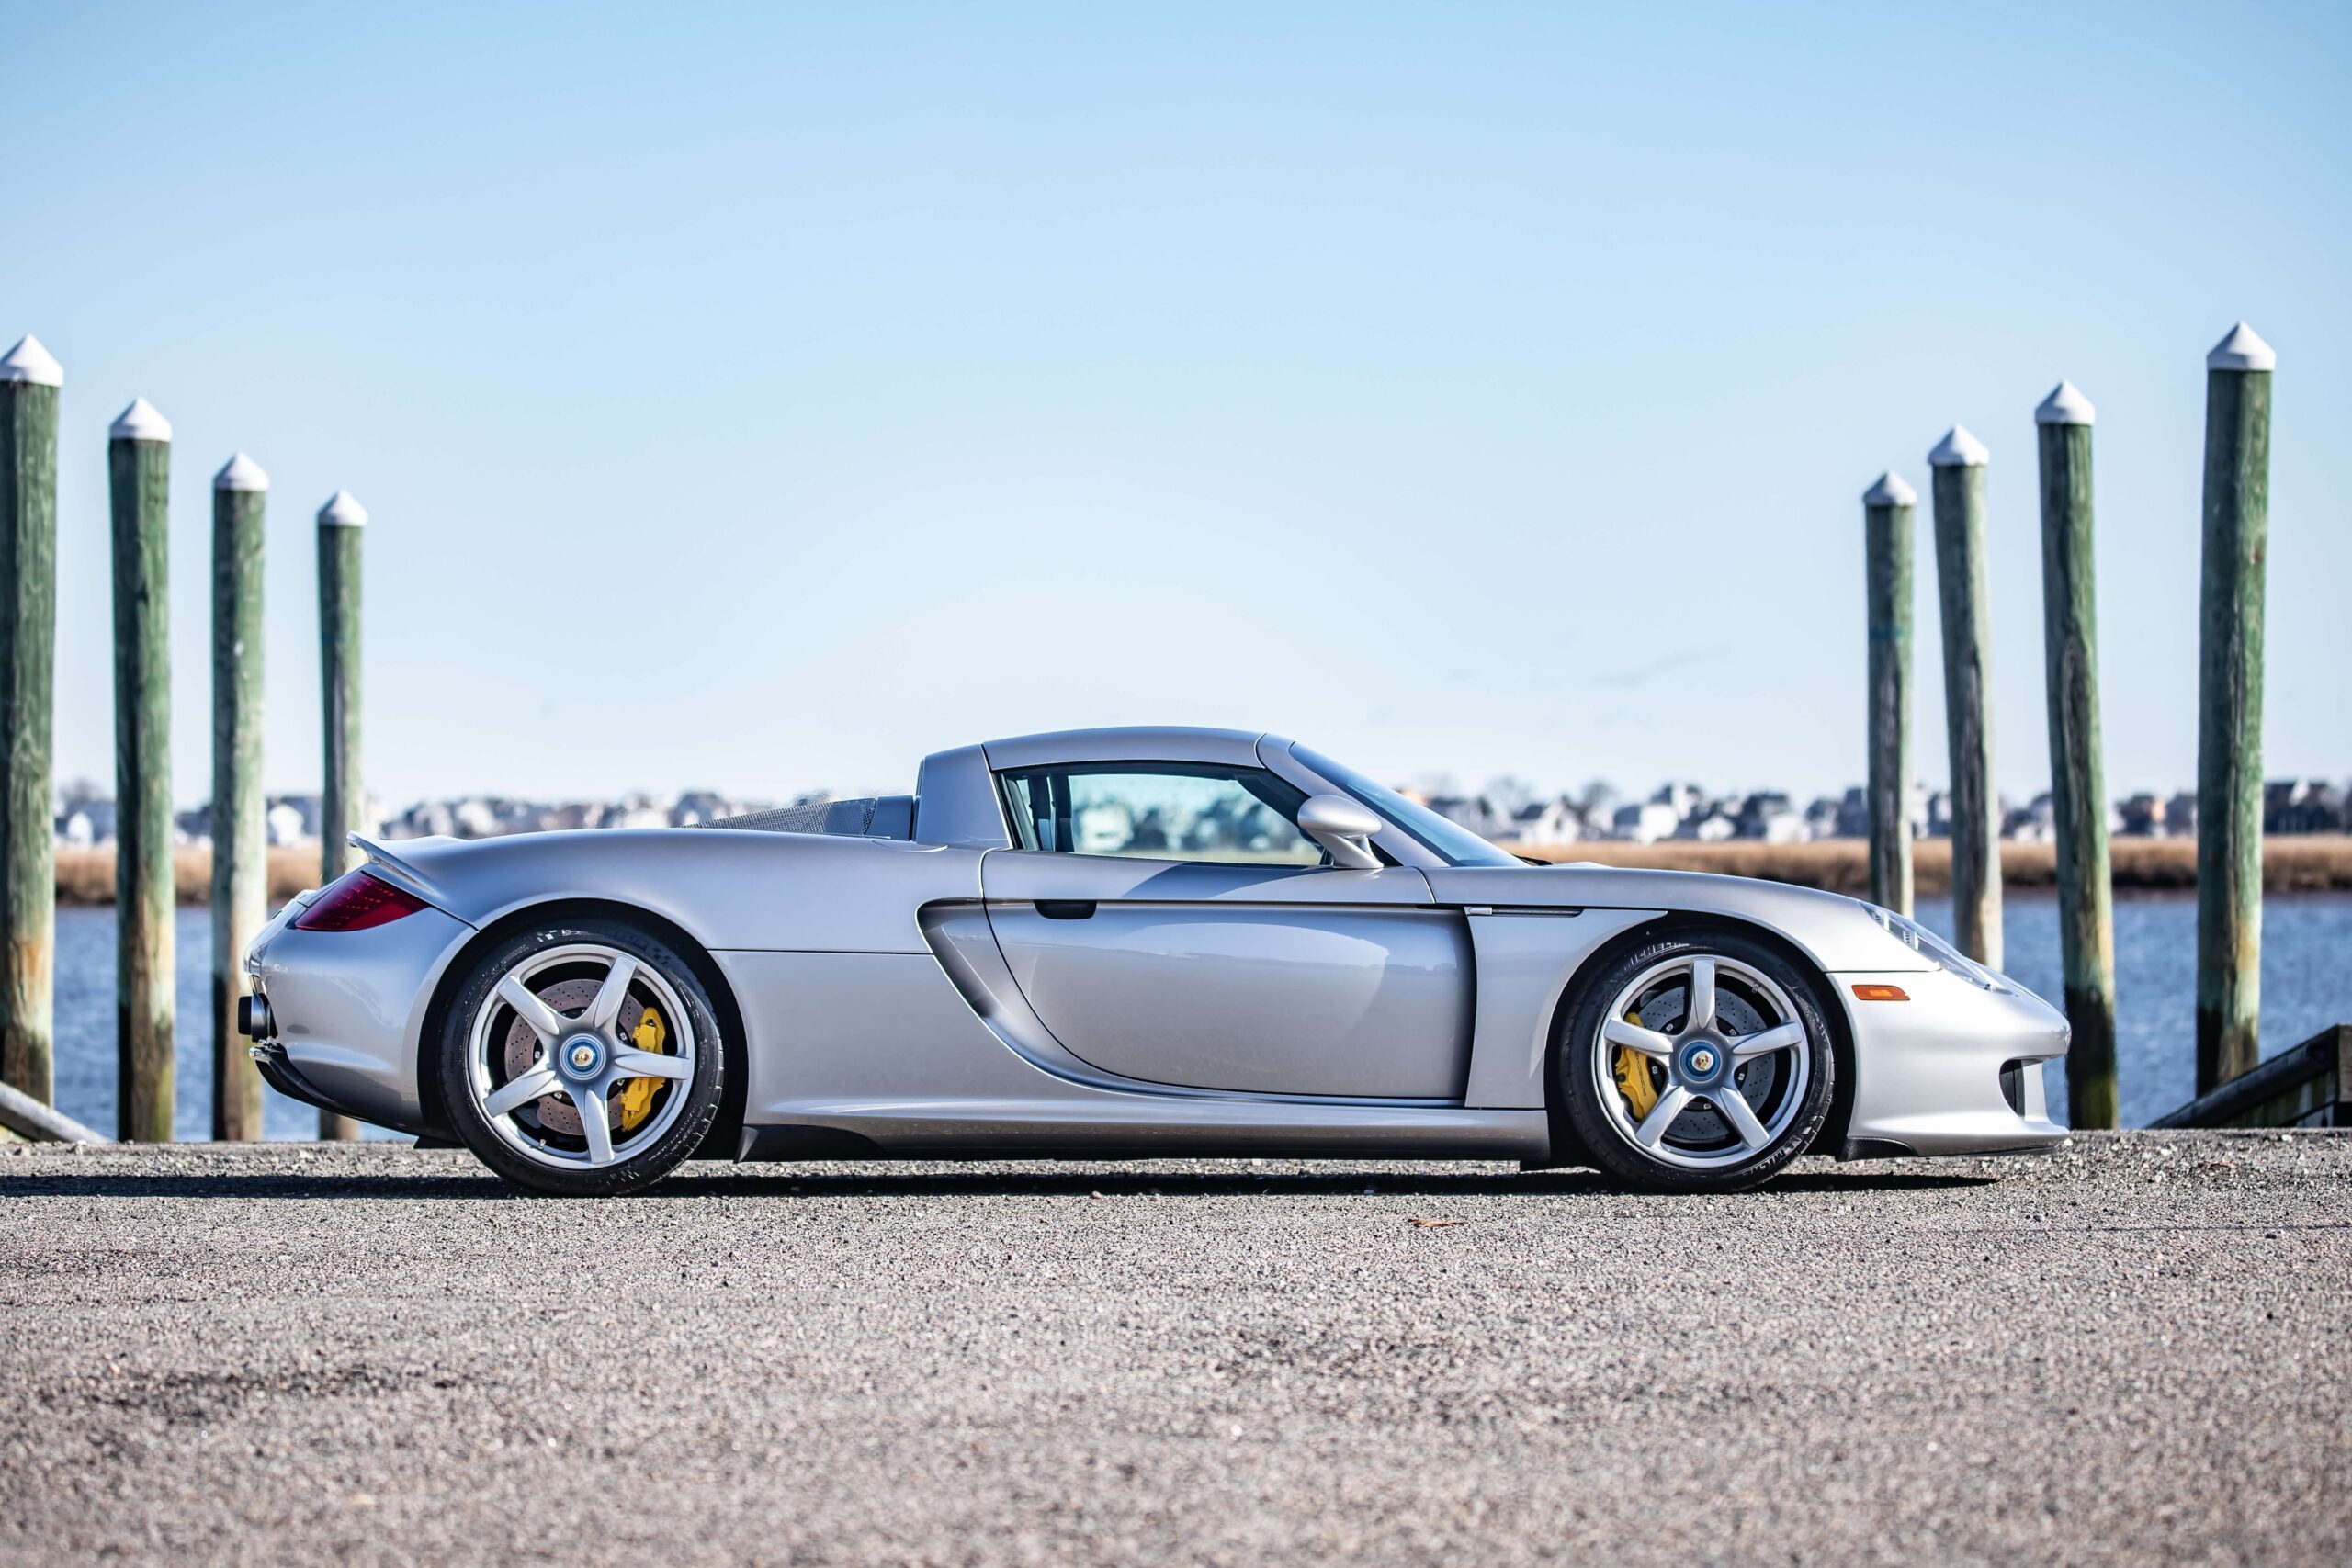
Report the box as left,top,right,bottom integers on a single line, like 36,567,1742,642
500,976,668,1137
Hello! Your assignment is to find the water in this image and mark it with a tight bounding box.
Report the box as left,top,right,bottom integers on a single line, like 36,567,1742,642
52,906,399,1142
41,893,2352,1139
1913,890,2352,1126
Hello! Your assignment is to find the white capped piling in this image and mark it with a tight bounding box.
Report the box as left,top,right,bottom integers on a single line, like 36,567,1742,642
316,489,367,1140
108,398,175,1141
212,452,269,1140
2034,380,2117,1127
1928,424,2001,968
1862,471,1917,915
0,335,62,1108
2196,323,2274,1094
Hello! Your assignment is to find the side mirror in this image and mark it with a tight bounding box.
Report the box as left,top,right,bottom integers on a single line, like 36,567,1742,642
1297,794,1385,870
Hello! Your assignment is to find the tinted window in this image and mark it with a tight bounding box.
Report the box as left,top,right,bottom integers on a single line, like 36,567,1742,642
999,763,1323,865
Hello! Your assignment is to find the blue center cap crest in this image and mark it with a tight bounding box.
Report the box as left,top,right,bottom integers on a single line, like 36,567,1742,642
560,1035,605,1079
1678,1041,1725,1084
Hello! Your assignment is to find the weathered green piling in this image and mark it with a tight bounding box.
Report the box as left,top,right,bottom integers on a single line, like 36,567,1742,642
2034,381,2118,1129
317,490,368,1140
2196,323,2274,1094
108,399,175,1142
0,335,62,1108
1862,472,1916,915
1928,426,2001,968
212,453,269,1141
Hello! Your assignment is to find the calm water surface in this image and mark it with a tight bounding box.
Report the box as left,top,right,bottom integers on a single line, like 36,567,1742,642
1912,889,2352,1126
54,907,395,1142
45,892,2352,1139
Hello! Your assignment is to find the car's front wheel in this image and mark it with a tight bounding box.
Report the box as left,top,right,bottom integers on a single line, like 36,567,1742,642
1558,930,1834,1193
439,917,724,1196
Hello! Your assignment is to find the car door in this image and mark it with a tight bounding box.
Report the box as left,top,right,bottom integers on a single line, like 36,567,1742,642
980,761,1475,1100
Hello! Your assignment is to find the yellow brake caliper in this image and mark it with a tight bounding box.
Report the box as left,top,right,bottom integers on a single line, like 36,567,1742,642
617,1006,668,1133
1613,1007,1658,1119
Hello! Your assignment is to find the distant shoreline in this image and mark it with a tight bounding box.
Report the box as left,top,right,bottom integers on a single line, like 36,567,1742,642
48,835,2352,905
1516,836,2352,895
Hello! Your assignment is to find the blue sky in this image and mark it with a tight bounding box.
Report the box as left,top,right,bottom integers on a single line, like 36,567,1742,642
9,2,2347,808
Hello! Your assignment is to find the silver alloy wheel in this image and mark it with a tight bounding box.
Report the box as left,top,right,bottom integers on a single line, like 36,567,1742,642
1591,953,1812,1171
466,942,697,1170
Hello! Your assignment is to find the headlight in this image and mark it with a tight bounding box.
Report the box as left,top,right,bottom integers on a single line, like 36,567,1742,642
1860,903,2008,992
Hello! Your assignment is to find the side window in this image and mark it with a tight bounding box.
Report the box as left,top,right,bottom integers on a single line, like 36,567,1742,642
999,763,1325,866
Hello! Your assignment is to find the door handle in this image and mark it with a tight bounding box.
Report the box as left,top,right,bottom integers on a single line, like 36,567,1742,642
1035,899,1097,920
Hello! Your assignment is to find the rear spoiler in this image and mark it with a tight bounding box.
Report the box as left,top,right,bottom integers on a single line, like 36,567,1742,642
348,831,447,907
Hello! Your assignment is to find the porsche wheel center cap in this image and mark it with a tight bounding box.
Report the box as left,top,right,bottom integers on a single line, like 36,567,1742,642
1678,1041,1726,1084
560,1036,605,1079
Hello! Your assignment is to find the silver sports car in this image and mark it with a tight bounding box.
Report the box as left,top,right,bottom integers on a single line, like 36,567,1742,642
242,727,2068,1196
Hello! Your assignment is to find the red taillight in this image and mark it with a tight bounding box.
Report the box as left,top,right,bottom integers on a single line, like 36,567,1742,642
291,871,428,931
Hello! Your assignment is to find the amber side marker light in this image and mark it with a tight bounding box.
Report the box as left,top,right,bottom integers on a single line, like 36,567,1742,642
1850,984,1911,1002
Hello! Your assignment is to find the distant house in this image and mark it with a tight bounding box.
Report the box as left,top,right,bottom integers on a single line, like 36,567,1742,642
597,796,669,831
1510,796,1587,848
399,800,458,838
1679,811,1736,842
266,800,312,846
1835,787,1870,840
2266,779,2346,835
2004,793,2056,843
2165,791,2199,838
1651,782,1703,822
1612,800,1679,844
452,799,502,838
2117,793,2165,837
1738,793,1808,844
671,790,737,828
1923,789,1952,839
58,799,116,846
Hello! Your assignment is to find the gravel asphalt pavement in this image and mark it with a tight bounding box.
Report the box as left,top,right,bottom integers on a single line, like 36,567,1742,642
1,1131,2346,1565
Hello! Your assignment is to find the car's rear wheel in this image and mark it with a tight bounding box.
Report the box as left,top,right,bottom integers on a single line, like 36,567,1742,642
1558,930,1834,1193
439,917,724,1196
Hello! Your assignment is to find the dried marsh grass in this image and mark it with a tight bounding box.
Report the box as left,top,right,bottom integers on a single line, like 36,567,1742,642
55,846,321,907
1516,835,2352,893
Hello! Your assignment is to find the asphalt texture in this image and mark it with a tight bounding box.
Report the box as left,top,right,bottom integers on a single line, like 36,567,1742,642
1,1132,2346,1566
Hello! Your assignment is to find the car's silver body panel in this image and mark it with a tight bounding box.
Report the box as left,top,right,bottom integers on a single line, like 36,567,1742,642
245,725,2070,1160
247,903,471,1131
980,854,1466,1099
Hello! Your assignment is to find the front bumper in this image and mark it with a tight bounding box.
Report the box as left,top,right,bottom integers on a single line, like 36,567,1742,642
1838,967,2070,1156
245,904,473,1134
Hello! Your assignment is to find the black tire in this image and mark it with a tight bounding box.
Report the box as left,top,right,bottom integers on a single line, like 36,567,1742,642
1558,928,1834,1194
439,916,725,1197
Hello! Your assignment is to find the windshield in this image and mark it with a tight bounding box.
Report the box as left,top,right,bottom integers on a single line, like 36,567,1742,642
1289,744,1522,868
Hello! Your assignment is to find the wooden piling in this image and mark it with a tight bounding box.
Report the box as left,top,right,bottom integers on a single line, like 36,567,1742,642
316,490,368,1140
211,454,269,1141
2034,381,2118,1128
2196,323,2274,1094
1862,472,1916,915
1928,426,2001,968
0,335,62,1108
107,400,175,1142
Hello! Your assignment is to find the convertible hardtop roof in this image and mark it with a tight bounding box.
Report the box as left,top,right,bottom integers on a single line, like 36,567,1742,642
978,726,1285,771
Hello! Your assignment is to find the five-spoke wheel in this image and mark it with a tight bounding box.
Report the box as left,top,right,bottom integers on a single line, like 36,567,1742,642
1561,931,1834,1192
440,919,725,1196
